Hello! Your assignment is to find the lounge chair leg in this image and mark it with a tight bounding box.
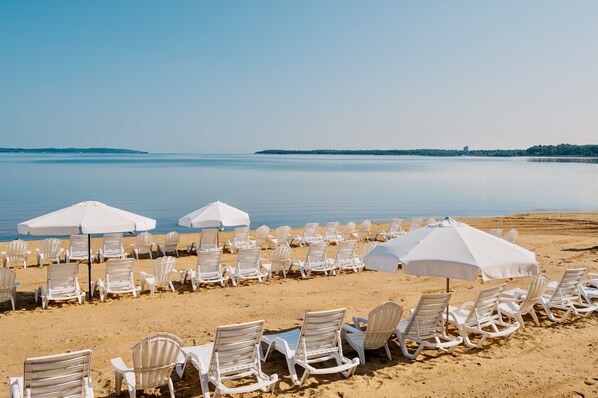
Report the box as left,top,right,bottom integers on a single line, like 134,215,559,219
115,371,122,395
384,343,392,361
167,377,175,398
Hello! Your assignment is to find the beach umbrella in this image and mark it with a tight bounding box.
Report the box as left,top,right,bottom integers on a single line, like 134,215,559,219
178,201,250,229
18,200,156,299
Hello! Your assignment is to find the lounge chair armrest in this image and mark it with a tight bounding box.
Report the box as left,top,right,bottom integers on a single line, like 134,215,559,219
352,316,368,328
9,377,22,398
111,357,133,374
186,352,208,374
342,323,363,334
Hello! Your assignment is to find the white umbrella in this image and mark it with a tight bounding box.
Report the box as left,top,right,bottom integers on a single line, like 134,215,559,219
18,200,156,299
178,201,250,229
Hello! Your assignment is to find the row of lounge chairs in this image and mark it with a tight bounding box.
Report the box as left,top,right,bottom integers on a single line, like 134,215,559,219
9,268,598,397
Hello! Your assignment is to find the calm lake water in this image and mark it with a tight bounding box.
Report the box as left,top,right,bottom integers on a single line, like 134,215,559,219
1,153,597,240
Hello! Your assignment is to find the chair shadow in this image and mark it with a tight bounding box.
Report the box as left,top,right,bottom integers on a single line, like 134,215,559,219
561,246,598,252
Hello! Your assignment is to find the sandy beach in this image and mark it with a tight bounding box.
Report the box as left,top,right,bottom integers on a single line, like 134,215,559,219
1,212,598,397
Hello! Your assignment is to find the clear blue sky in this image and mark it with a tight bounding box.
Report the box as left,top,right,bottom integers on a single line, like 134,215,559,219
1,1,597,153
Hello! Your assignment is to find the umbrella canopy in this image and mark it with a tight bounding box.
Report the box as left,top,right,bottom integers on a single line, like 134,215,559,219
18,200,156,235
178,201,250,229
365,217,538,281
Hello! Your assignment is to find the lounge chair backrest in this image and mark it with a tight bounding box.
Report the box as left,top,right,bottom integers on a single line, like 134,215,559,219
358,220,371,237
296,308,346,361
363,302,403,349
361,241,379,257
6,240,28,256
103,233,124,253
409,219,422,232
504,228,518,243
209,320,265,380
548,268,586,306
325,222,340,239
269,245,292,274
151,257,176,286
342,222,356,239
336,240,357,262
48,262,81,297
233,227,251,245
306,241,328,266
518,274,548,315
274,226,291,246
22,349,93,397
255,225,270,247
237,247,261,274
463,285,504,328
303,223,319,239
39,238,63,258
488,229,503,238
197,249,223,277
105,258,135,289
131,333,182,390
389,219,404,234
200,229,219,250
0,268,17,304
69,235,89,258
164,231,180,247
136,232,153,248
403,293,451,339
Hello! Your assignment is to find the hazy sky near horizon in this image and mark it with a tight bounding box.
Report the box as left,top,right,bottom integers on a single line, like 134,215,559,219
1,1,598,153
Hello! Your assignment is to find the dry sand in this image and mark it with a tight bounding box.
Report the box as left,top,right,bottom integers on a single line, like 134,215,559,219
1,212,598,397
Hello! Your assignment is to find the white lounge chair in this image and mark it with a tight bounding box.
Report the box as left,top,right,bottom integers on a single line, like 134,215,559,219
261,245,292,279
292,223,322,247
0,268,19,311
97,233,126,262
261,308,360,386
342,222,356,241
499,274,549,327
377,219,405,241
230,248,268,286
140,257,178,296
447,284,520,348
157,231,180,257
35,262,85,309
111,332,182,398
176,320,278,398
9,349,94,398
538,268,597,322
394,293,463,359
182,249,231,291
95,258,139,302
254,225,271,249
198,229,220,252
331,240,362,273
323,222,342,244
408,219,422,232
226,226,254,254
36,238,64,267
2,239,31,269
66,235,89,262
130,232,154,259
488,228,503,238
268,225,291,248
342,302,403,363
293,241,333,279
352,220,372,241
504,228,518,243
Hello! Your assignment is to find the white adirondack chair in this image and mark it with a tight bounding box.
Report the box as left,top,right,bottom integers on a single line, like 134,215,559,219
261,308,360,386
293,223,321,247
95,258,139,302
504,228,518,243
130,232,154,259
499,274,549,327
182,249,230,290
447,284,520,348
323,222,342,244
66,235,89,262
342,222,356,241
352,220,372,241
342,302,403,363
0,268,19,311
394,293,463,359
36,238,64,267
539,268,598,322
230,248,268,286
268,225,290,248
2,240,31,269
254,225,271,249
261,245,292,279
293,241,332,279
140,257,178,296
111,332,182,398
9,349,94,398
97,233,126,262
176,320,278,398
157,231,180,257
226,226,254,254
34,262,85,309
330,240,361,273
408,219,422,232
377,219,405,241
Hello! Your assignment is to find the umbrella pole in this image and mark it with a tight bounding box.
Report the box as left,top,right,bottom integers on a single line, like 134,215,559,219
445,278,450,334
87,234,92,301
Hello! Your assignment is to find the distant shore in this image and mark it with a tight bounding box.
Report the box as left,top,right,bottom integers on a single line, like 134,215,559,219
0,147,148,154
